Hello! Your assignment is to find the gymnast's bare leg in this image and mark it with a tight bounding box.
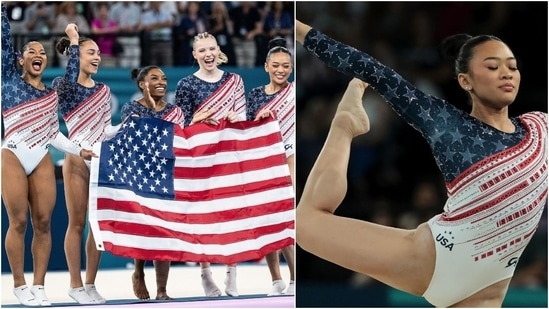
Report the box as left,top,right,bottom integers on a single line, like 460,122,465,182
295,76,436,295
295,77,511,307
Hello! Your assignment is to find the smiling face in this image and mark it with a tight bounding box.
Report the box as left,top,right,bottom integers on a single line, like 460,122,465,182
79,39,101,75
458,40,520,109
20,41,47,77
192,36,220,71
265,51,293,86
140,68,167,99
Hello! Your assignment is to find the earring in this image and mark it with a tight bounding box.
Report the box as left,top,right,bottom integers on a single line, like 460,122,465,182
466,87,471,91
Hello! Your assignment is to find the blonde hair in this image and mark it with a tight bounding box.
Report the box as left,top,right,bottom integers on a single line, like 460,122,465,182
193,32,228,65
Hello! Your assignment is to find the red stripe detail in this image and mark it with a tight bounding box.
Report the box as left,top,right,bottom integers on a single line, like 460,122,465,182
195,74,237,113
174,176,293,201
101,238,294,264
97,197,294,224
4,93,58,138
174,153,288,179
98,220,293,245
67,89,110,139
174,132,283,157
2,90,56,117
64,84,108,120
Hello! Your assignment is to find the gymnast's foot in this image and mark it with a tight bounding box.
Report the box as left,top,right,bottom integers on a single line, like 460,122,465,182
201,269,222,297
224,266,239,297
30,285,51,306
14,285,40,306
155,287,174,300
268,280,286,296
333,78,370,137
132,271,150,300
85,284,106,304
286,280,295,295
68,287,97,304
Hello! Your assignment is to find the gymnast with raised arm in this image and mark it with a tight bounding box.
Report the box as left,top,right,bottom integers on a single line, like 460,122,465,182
295,19,547,308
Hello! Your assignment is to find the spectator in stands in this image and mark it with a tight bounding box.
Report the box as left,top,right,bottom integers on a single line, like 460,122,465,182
229,2,264,68
109,1,142,68
23,2,56,65
53,2,92,68
53,2,91,36
263,2,294,55
175,1,207,66
207,1,237,67
139,1,175,66
90,3,119,67
5,2,28,34
24,2,56,37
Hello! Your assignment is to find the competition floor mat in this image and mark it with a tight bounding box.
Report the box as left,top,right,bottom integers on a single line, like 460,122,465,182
2,264,294,308
1,294,294,308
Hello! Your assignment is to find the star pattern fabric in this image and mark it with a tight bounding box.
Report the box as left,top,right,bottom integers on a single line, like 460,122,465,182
51,42,114,148
174,71,233,126
52,46,105,115
304,28,529,183
246,87,272,121
121,100,185,127
246,83,296,150
1,3,60,149
1,4,55,111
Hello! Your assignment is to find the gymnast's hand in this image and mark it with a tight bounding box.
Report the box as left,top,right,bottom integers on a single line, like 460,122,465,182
80,149,98,161
142,82,156,110
296,20,312,45
65,23,80,45
254,109,274,121
192,107,219,125
225,111,240,123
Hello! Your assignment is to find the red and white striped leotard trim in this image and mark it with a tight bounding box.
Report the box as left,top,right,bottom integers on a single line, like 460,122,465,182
438,112,547,260
64,84,112,148
255,82,295,145
3,90,59,149
194,74,246,121
162,106,185,127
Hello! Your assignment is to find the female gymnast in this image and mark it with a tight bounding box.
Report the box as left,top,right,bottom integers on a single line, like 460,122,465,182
52,23,121,305
247,38,296,296
174,32,246,298
295,19,547,307
1,4,94,306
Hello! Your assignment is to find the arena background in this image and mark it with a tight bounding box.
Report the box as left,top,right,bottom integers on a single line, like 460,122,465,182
295,2,548,307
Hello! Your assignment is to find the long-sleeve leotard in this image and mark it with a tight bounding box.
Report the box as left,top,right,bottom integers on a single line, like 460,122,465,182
303,27,547,307
52,45,116,150
175,71,246,127
1,3,80,173
303,27,547,227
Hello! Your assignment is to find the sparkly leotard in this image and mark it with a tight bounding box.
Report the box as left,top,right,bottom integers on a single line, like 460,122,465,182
303,28,547,307
175,71,246,127
247,82,295,157
1,3,80,175
121,100,185,127
52,44,118,166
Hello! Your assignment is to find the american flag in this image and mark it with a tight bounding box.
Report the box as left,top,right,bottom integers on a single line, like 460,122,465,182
88,117,295,264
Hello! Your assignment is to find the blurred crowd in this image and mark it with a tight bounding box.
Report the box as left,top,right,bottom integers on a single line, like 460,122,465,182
4,1,294,68
295,2,547,292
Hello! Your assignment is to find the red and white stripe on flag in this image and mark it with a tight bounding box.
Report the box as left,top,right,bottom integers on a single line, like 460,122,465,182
88,116,295,264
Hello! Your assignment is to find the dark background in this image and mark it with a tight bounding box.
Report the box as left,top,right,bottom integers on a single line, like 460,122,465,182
295,2,548,307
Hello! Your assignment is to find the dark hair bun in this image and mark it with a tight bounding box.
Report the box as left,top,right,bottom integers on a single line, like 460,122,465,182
268,38,287,50
440,33,472,62
130,68,141,80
